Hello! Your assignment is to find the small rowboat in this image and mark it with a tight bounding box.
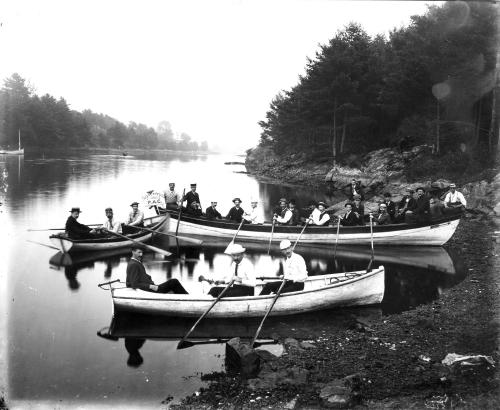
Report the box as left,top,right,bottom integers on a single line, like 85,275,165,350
162,211,460,246
49,215,167,253
111,266,385,318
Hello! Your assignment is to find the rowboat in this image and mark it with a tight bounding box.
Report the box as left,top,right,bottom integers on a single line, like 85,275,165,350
111,266,385,317
162,211,460,246
49,215,167,253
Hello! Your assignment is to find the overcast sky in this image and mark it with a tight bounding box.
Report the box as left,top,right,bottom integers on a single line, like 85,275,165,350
0,0,437,152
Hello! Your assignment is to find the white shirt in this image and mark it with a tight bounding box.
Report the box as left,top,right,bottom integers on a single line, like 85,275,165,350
283,252,308,282
244,207,264,224
444,190,466,207
222,257,256,287
311,208,330,225
275,208,292,224
128,210,144,226
102,218,122,233
164,189,181,205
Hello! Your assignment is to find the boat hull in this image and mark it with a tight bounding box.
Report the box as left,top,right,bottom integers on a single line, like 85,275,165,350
112,267,385,318
49,215,167,253
0,149,24,155
166,213,460,246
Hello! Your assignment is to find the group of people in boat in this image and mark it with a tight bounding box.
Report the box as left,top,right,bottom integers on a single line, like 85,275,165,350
126,239,308,298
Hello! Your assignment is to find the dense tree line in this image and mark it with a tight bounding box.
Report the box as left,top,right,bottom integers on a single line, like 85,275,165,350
258,1,499,165
0,74,208,152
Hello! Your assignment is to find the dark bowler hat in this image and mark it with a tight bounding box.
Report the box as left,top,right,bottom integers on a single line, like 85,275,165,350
190,183,197,187
233,197,242,203
317,201,327,207
69,207,82,213
416,187,426,192
105,207,113,212
130,201,139,206
344,202,353,207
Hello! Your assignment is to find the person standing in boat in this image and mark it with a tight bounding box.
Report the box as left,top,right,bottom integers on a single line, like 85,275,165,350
65,207,98,239
164,182,181,210
99,207,123,235
127,202,144,227
414,187,431,223
226,198,245,223
260,240,308,295
206,201,222,220
311,201,330,226
183,183,201,210
126,245,189,294
443,183,467,214
204,243,255,297
243,198,264,224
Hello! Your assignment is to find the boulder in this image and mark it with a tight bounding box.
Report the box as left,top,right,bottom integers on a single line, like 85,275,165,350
225,338,260,377
319,379,353,409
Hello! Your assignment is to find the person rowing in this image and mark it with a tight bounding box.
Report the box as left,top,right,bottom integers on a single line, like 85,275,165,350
226,197,245,223
126,244,188,294
201,243,255,297
127,201,144,227
65,207,98,239
311,201,330,226
97,207,123,235
259,239,308,295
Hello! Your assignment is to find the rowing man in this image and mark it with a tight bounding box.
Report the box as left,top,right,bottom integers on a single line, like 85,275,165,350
127,202,144,227
259,239,308,295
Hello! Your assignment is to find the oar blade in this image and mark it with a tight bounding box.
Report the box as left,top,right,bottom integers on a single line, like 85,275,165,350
177,340,195,350
146,244,172,257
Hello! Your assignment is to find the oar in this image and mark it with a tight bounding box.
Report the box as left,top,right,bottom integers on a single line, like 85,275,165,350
175,188,186,237
28,224,100,231
251,219,310,348
366,213,375,272
103,229,172,257
224,219,245,253
124,225,203,245
177,279,236,349
267,219,276,255
333,217,341,258
26,239,60,250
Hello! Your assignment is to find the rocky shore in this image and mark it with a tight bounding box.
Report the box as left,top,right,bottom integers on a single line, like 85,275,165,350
175,216,499,409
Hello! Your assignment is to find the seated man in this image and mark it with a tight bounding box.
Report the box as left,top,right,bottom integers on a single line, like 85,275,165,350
226,198,245,223
351,195,365,225
310,201,330,226
99,207,123,235
375,203,391,225
185,201,203,217
126,245,188,294
340,203,360,226
126,201,144,229
273,198,288,220
429,194,445,218
205,201,222,220
65,207,98,239
300,200,317,223
395,189,417,223
204,243,255,297
260,240,308,295
383,192,396,222
443,183,467,214
287,200,302,226
243,198,264,224
274,202,293,225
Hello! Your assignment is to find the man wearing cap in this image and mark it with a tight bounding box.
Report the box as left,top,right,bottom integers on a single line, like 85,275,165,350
226,198,245,223
243,199,264,224
375,203,391,225
126,245,189,294
127,202,144,227
311,202,331,226
205,243,255,297
444,183,466,213
164,183,181,210
98,207,123,234
260,239,308,295
206,201,222,220
65,207,97,239
183,184,201,210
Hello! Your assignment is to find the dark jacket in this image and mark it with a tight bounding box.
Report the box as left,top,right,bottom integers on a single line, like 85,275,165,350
376,212,391,225
205,206,222,219
65,216,92,239
340,211,360,226
346,183,365,201
288,209,301,225
415,195,430,222
185,206,202,217
398,196,417,213
184,191,201,208
385,200,396,221
126,259,154,291
351,203,365,225
273,206,288,218
226,206,244,223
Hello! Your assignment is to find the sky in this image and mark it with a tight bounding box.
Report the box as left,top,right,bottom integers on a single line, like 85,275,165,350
0,0,438,152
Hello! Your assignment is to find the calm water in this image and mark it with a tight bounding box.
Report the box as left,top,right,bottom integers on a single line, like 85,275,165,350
0,152,465,408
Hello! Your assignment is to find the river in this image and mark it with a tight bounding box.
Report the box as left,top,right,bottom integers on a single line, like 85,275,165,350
0,151,466,408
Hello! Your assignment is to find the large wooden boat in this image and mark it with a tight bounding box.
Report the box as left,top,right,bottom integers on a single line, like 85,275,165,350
162,211,461,246
110,266,385,318
49,215,167,253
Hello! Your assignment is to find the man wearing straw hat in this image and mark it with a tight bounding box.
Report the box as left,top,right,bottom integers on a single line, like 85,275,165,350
259,239,308,295
204,243,255,297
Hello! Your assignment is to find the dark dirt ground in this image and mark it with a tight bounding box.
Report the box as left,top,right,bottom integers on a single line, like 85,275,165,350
173,215,500,409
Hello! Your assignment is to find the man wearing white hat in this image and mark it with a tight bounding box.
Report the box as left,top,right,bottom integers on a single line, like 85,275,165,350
444,183,466,213
260,239,308,295
206,243,256,297
243,198,264,224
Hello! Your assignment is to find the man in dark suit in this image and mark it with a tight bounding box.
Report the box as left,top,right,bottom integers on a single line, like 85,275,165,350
414,187,431,223
347,179,365,201
340,203,361,226
205,201,222,219
65,207,97,239
383,193,396,222
183,183,201,209
226,198,245,223
396,189,417,223
351,195,365,225
126,245,188,294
